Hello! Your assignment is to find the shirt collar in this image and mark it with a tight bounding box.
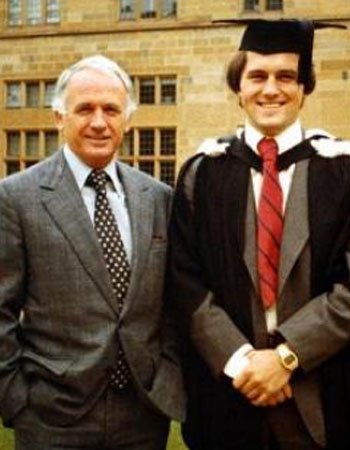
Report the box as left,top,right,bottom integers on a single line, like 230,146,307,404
63,145,123,196
244,120,303,154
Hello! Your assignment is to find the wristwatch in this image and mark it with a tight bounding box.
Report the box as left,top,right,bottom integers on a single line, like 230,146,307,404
276,343,299,371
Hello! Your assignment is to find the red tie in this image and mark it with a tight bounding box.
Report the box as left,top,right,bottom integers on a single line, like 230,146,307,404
257,138,283,309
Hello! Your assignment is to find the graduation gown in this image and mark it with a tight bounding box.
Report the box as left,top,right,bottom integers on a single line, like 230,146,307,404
168,136,350,450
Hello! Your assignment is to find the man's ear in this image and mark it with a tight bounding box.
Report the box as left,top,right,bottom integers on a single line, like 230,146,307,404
298,85,306,109
124,117,131,134
54,111,64,131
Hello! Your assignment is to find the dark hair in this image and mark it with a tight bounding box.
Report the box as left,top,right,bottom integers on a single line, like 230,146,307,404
226,50,316,95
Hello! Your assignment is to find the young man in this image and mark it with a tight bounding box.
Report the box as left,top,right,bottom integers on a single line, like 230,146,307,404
0,55,185,450
169,20,350,450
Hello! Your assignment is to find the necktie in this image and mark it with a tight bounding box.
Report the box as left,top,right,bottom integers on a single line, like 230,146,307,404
87,169,131,389
257,138,283,309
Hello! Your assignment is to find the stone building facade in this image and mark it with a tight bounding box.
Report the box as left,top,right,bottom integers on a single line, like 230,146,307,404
0,0,349,184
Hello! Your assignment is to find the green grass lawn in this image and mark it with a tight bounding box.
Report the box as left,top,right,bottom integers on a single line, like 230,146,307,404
0,420,185,449
168,422,186,449
0,423,13,450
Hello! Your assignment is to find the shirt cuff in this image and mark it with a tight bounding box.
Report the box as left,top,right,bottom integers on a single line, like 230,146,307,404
223,343,254,379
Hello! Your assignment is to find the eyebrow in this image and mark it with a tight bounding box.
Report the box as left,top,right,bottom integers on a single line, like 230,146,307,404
277,69,298,75
245,68,298,78
73,101,123,110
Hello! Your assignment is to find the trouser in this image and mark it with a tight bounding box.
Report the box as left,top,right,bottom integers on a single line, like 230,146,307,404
183,394,324,450
13,384,169,450
266,400,323,450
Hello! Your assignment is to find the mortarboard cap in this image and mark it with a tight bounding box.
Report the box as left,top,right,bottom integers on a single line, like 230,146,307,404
213,19,346,85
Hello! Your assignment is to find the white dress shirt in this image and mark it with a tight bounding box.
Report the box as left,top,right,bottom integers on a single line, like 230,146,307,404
224,120,304,378
63,145,133,263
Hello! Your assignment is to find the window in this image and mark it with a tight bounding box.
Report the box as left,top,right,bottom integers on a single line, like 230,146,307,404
27,0,41,24
44,131,59,156
26,131,40,156
46,0,59,23
139,129,155,155
135,75,176,105
160,129,176,155
160,76,176,104
44,81,56,107
243,0,259,11
266,0,283,10
7,0,60,26
243,0,282,11
119,128,177,186
141,0,156,18
26,82,40,107
8,0,22,25
121,132,134,156
162,0,176,17
3,83,58,175
7,132,21,157
4,129,59,175
120,0,135,19
6,161,21,176
5,80,57,108
160,161,175,186
119,0,176,20
139,78,155,104
139,161,154,176
6,82,21,107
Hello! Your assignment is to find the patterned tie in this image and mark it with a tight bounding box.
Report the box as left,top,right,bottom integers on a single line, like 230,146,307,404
87,169,131,389
257,138,283,309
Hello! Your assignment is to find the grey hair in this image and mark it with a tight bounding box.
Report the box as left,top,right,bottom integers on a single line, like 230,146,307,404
51,54,137,119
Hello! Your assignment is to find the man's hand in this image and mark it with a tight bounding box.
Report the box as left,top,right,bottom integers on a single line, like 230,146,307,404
249,383,293,407
232,349,293,406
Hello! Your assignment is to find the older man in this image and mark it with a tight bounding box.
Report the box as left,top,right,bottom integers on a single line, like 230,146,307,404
0,55,185,450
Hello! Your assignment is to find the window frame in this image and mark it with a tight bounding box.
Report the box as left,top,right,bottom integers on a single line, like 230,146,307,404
242,0,283,12
139,77,156,105
8,0,22,25
266,0,283,11
119,0,177,20
134,75,177,106
120,0,135,20
119,127,177,186
7,0,60,26
4,128,60,176
5,79,57,109
6,82,22,108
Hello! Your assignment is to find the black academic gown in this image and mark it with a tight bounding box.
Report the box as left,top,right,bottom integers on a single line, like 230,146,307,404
168,136,350,450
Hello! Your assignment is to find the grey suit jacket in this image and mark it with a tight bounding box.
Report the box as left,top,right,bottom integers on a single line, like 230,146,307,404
0,150,186,427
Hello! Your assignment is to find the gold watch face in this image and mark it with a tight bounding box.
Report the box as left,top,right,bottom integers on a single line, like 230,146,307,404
284,354,296,365
277,344,298,370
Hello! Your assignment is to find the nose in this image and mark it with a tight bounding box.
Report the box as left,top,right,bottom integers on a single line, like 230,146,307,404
90,108,107,129
262,76,279,96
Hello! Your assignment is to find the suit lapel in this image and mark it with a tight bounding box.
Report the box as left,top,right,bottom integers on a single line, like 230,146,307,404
279,159,310,295
117,163,154,315
39,151,119,314
243,180,258,291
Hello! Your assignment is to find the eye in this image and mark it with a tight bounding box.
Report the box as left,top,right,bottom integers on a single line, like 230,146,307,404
278,72,298,83
75,104,93,115
247,71,267,82
104,105,122,116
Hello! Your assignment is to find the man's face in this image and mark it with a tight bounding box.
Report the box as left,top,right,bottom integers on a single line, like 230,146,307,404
55,68,130,169
239,51,305,137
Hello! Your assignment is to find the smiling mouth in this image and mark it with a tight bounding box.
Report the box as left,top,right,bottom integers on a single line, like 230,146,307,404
258,102,285,109
86,136,110,141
